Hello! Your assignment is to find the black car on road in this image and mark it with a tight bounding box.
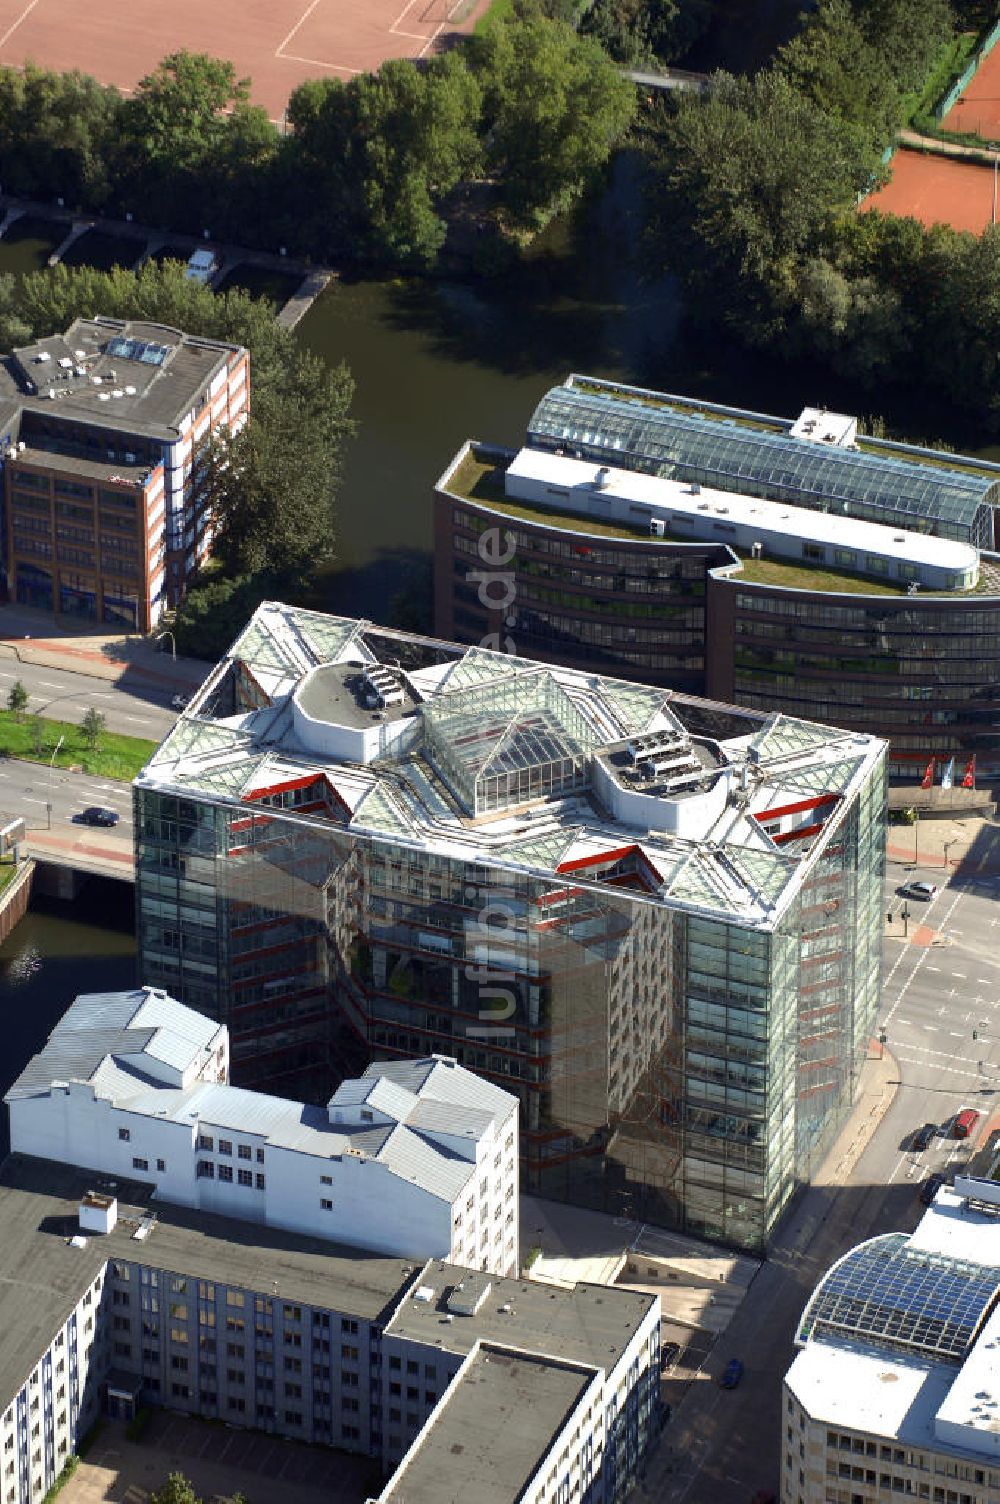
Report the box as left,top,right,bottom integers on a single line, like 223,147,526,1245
913,1123,938,1152
76,806,119,827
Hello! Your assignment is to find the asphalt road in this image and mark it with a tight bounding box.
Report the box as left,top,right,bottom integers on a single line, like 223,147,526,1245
0,657,180,740
640,824,1000,1504
0,758,135,838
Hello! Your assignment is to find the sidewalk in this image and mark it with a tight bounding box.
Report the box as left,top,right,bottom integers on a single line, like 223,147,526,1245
814,1044,899,1189
0,606,207,692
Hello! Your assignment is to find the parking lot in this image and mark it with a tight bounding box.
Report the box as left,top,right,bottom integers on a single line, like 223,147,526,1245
65,1415,382,1504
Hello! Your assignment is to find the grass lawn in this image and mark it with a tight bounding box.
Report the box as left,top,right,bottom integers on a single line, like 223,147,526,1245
0,712,156,782
474,0,514,32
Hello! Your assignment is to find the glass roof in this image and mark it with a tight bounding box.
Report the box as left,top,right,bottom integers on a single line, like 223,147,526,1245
797,1234,1000,1362
178,753,266,796
597,677,668,736
149,717,252,768
351,782,417,840
289,611,363,666
527,383,996,545
445,646,541,694
750,713,844,764
423,668,598,817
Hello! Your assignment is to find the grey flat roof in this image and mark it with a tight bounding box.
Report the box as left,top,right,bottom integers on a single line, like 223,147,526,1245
14,447,150,486
3,318,242,442
295,663,418,731
0,1155,416,1411
383,1348,593,1504
387,1261,655,1372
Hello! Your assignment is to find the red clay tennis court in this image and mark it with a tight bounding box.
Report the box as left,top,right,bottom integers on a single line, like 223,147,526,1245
859,148,997,235
942,41,1000,139
0,0,490,120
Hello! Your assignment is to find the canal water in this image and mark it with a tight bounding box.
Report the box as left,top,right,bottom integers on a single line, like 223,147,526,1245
0,882,136,1154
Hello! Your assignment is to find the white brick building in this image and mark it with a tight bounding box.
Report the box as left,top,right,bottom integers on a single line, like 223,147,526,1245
5,987,519,1276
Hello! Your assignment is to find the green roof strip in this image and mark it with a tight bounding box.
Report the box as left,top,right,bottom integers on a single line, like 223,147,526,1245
527,382,997,547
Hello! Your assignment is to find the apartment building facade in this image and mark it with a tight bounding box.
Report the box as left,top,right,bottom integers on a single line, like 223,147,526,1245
0,1156,659,1504
0,317,247,630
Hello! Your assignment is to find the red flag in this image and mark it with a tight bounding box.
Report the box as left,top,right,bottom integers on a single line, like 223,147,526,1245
962,755,976,789
920,758,934,790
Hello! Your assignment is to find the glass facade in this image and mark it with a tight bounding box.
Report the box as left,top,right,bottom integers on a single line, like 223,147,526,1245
136,747,885,1254
439,497,719,691
711,579,1000,769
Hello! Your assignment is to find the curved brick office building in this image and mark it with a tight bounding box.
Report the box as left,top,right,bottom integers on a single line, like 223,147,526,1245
434,377,1000,777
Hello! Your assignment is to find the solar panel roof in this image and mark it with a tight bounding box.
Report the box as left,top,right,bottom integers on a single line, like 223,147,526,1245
796,1234,1000,1363
106,336,170,367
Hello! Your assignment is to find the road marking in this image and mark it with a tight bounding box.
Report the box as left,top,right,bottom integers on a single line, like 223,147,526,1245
926,966,941,973
22,797,47,806
949,1031,964,1037
952,973,968,979
36,680,64,690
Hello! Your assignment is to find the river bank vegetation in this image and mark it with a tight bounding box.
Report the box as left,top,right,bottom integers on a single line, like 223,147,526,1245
642,0,1000,431
0,5,634,270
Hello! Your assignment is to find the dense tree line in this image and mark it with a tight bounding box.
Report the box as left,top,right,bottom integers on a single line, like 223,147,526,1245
643,0,1000,429
0,10,635,270
0,261,354,655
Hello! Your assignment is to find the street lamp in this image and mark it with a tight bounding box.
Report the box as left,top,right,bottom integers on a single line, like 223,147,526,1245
46,733,64,829
155,629,176,662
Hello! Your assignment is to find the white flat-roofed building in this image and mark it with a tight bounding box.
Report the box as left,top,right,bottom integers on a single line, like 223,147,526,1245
5,988,519,1276
504,448,981,593
783,1176,1000,1504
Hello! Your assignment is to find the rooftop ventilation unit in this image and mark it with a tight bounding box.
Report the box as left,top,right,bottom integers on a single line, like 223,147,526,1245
650,518,666,538
751,541,763,559
594,465,611,490
362,666,404,710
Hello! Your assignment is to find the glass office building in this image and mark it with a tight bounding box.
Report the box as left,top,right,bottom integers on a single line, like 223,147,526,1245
135,605,886,1252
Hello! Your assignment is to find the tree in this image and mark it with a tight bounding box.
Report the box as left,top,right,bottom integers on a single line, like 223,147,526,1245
580,0,709,67
7,681,28,722
150,1475,200,1504
775,0,900,147
202,347,354,578
81,707,105,751
116,53,278,235
30,713,44,758
645,70,878,336
286,53,482,266
470,11,637,231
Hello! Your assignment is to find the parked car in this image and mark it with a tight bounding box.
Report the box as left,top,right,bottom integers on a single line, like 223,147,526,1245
900,881,938,901
170,694,190,711
77,806,119,827
920,1173,947,1207
185,248,219,284
720,1358,744,1390
660,1341,681,1373
912,1122,938,1152
953,1107,980,1140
